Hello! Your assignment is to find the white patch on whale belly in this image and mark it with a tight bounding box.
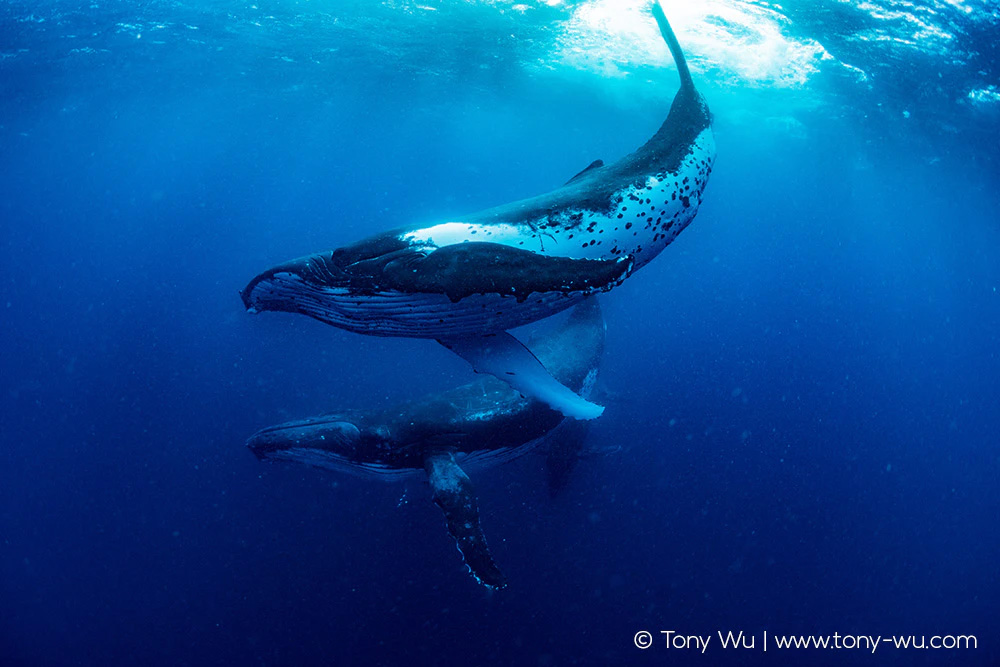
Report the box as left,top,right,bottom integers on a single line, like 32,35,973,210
402,222,532,250
402,128,715,271
549,127,716,269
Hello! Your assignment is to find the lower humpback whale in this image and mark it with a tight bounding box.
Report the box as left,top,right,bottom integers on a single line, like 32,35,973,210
241,2,714,419
246,299,606,589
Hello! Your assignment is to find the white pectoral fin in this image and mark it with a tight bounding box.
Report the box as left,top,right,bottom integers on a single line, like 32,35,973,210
439,333,605,421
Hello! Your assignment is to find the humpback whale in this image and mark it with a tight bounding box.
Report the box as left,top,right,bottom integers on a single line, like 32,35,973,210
241,2,714,419
246,299,607,589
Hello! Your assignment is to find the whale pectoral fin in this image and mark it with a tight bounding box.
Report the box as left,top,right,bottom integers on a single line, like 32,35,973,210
383,242,633,303
424,450,507,590
439,333,605,421
564,158,605,185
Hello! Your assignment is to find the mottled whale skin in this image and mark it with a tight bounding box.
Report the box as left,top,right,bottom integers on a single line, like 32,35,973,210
241,2,714,340
246,298,606,589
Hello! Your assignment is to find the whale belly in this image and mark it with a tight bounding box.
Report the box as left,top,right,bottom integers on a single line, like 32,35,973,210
402,128,715,272
569,128,716,270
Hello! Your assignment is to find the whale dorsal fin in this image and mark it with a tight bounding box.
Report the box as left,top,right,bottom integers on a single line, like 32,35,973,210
424,450,507,589
564,159,604,186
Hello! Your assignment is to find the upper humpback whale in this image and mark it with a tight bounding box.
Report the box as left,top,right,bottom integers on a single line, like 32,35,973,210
246,298,607,589
241,2,714,419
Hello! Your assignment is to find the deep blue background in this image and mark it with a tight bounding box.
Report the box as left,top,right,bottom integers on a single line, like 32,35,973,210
2,1,999,665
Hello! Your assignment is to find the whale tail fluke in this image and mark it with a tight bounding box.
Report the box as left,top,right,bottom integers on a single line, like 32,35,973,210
651,1,694,92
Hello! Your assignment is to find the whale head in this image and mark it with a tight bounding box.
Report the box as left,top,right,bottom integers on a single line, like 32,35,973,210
248,416,363,459
245,415,412,478
240,252,345,316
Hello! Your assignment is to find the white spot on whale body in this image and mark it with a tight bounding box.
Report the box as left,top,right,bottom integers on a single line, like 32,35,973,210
403,222,530,250
581,368,599,398
429,462,464,494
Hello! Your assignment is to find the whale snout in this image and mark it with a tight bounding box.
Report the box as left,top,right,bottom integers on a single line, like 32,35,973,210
240,268,300,314
241,252,344,316
247,417,363,460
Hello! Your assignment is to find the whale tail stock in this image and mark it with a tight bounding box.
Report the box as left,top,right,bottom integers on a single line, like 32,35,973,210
651,1,694,92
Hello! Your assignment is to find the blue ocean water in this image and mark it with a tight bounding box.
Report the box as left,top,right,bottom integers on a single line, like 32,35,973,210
1,0,998,665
